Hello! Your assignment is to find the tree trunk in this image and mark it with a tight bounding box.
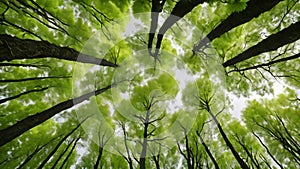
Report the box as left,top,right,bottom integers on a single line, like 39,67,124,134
223,21,300,67
206,107,249,169
16,137,57,169
120,122,134,169
152,155,160,169
153,0,205,56
140,109,150,169
50,138,76,169
94,128,106,169
59,136,80,169
94,147,103,169
0,34,118,67
252,132,283,169
234,135,260,169
148,0,166,55
193,0,283,52
184,131,193,169
0,84,113,147
196,131,220,169
38,120,85,169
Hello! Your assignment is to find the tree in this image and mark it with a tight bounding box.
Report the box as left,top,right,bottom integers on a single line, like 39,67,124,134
243,91,300,168
0,0,299,168
0,34,118,67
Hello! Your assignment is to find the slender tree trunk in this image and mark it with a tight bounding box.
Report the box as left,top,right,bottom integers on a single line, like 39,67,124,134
0,34,118,67
94,147,103,169
120,122,134,169
193,0,283,52
0,86,49,104
275,114,300,152
196,131,220,169
252,132,283,169
234,135,260,169
0,84,113,147
153,0,205,56
37,119,86,169
260,155,272,169
16,137,58,169
140,109,150,169
223,21,300,67
50,138,76,169
94,130,105,169
152,155,160,169
255,121,300,162
148,0,166,55
206,107,249,169
59,137,80,169
184,131,193,169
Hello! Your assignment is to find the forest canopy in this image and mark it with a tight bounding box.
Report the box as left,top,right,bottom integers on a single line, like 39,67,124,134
0,0,299,168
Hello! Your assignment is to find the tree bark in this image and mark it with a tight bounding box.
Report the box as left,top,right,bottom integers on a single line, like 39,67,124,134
0,84,113,147
153,0,205,57
183,130,193,169
0,34,118,67
148,0,166,55
223,21,300,67
152,155,160,169
94,147,103,169
193,0,283,52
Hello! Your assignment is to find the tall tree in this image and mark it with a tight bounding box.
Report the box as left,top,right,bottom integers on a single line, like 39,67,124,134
243,91,300,168
0,84,114,146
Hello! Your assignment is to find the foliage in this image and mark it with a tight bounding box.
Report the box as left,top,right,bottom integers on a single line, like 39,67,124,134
0,0,299,168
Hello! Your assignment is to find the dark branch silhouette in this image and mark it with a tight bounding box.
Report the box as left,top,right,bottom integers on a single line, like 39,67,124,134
0,86,49,104
0,84,114,147
197,93,249,168
227,53,300,74
0,34,118,67
148,0,166,55
38,121,86,169
223,21,300,67
0,76,70,83
193,0,283,52
151,0,205,58
196,125,220,169
59,136,81,169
